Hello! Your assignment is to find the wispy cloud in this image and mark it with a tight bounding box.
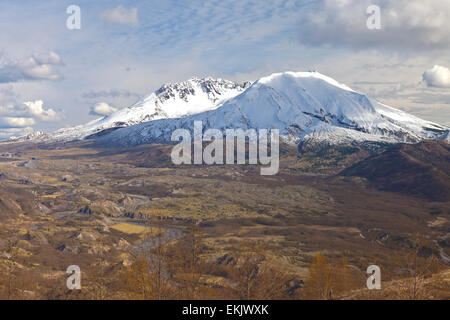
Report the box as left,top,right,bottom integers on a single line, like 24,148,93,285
83,89,140,99
0,51,63,83
100,5,138,26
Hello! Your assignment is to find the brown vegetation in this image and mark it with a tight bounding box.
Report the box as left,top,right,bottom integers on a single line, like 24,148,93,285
0,140,448,300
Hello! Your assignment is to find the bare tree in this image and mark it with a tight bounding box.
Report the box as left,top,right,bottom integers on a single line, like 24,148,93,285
228,241,289,300
397,234,444,300
302,253,361,300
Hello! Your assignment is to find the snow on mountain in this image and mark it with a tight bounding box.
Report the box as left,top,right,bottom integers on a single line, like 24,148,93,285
439,130,450,143
8,71,448,147
8,130,45,142
94,71,449,146
15,77,250,143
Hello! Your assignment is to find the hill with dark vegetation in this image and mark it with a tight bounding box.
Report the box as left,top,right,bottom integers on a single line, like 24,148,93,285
340,141,450,202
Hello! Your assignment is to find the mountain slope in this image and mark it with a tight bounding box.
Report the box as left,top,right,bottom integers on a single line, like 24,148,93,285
94,71,449,146
10,78,250,143
340,140,450,201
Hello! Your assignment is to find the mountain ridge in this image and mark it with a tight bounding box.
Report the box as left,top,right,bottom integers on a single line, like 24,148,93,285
94,71,449,146
7,71,449,147
8,77,251,143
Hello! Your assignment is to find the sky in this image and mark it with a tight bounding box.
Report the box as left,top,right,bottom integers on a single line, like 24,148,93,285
0,0,449,139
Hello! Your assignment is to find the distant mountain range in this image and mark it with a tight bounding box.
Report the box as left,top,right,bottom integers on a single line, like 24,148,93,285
9,71,449,147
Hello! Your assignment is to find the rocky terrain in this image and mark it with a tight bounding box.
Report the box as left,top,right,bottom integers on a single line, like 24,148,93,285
0,139,448,299
1,72,448,299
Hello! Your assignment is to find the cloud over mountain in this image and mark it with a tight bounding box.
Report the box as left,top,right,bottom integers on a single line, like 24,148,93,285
89,102,118,116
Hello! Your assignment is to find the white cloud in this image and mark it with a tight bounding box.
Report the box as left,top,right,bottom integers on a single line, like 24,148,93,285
89,102,118,116
0,98,61,136
0,99,61,122
100,6,138,26
297,0,450,50
0,117,35,128
22,100,61,121
423,65,450,88
0,127,33,140
0,51,63,83
32,51,63,65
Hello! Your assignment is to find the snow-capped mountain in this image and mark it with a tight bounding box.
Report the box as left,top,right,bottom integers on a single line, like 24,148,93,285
16,78,250,142
9,71,449,146
93,71,449,146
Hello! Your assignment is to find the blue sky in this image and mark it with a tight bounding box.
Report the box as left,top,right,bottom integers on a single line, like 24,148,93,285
0,0,449,139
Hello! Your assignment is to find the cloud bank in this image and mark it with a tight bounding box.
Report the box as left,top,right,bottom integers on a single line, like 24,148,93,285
297,0,450,50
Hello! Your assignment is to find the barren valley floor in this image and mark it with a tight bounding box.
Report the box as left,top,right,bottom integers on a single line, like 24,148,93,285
0,141,448,299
